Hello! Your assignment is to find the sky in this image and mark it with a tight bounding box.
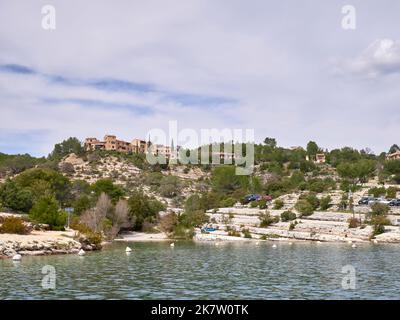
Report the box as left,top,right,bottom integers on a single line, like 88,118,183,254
0,0,399,157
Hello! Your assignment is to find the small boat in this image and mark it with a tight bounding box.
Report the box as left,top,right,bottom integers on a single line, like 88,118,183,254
126,247,132,252
78,249,85,256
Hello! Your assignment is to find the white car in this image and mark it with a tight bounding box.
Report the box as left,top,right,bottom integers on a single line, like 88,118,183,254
369,198,391,205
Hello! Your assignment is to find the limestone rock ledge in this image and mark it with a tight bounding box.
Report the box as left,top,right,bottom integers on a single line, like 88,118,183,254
0,230,98,259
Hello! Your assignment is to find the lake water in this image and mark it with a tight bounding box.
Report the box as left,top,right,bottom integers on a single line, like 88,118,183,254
1,241,399,300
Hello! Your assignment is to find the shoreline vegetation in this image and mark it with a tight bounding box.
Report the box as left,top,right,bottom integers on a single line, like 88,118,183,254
1,137,400,258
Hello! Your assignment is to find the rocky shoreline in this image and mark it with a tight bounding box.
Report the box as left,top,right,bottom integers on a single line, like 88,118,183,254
195,207,400,244
0,230,100,259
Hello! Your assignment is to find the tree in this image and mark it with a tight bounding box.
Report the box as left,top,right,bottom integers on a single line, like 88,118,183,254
306,141,319,157
184,194,204,213
80,193,112,233
0,153,45,175
384,160,400,175
49,137,84,160
29,195,66,230
73,195,92,215
108,199,129,238
263,137,277,148
389,144,400,154
128,190,165,230
159,175,180,198
14,168,72,204
159,212,179,234
211,166,248,194
91,179,124,202
337,160,376,186
0,180,34,212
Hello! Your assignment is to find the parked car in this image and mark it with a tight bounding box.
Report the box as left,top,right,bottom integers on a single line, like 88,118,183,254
358,197,375,205
262,195,273,202
389,199,400,207
369,197,391,206
242,194,261,204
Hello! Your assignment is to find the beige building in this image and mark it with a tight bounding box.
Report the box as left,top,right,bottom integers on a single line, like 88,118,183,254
84,135,132,153
84,138,105,151
387,150,400,160
84,134,178,159
315,153,326,164
131,139,149,153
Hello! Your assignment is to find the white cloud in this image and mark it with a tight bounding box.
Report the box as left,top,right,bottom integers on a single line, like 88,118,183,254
340,39,400,78
0,0,399,155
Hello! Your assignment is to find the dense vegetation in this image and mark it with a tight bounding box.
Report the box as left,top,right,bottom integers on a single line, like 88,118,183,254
0,137,399,238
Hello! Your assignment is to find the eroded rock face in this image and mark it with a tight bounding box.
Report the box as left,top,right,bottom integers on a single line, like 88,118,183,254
0,238,83,258
201,207,400,243
62,153,85,166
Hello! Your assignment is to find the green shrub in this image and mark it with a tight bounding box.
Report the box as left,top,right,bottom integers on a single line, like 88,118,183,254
0,216,30,234
220,197,236,207
242,228,252,238
251,199,268,209
29,196,66,230
280,210,297,222
372,224,385,237
259,212,279,227
289,221,296,230
273,199,284,209
348,217,360,228
250,201,258,208
91,179,124,202
320,196,332,211
258,199,268,209
370,203,390,217
228,229,241,237
173,225,195,239
295,199,314,216
386,187,398,199
370,215,391,226
299,193,319,210
73,195,92,215
70,219,102,245
368,187,386,198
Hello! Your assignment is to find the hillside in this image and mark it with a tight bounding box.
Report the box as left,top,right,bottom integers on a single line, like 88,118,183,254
1,138,400,248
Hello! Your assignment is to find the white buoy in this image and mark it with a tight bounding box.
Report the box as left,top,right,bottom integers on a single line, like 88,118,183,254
170,243,175,248
352,244,357,248
12,254,22,261
289,242,293,245
317,241,321,244
255,241,260,245
125,247,132,252
348,240,352,244
78,249,85,256
373,239,378,244
272,244,277,248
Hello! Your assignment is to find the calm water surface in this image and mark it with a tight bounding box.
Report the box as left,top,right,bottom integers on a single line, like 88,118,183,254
1,241,399,299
